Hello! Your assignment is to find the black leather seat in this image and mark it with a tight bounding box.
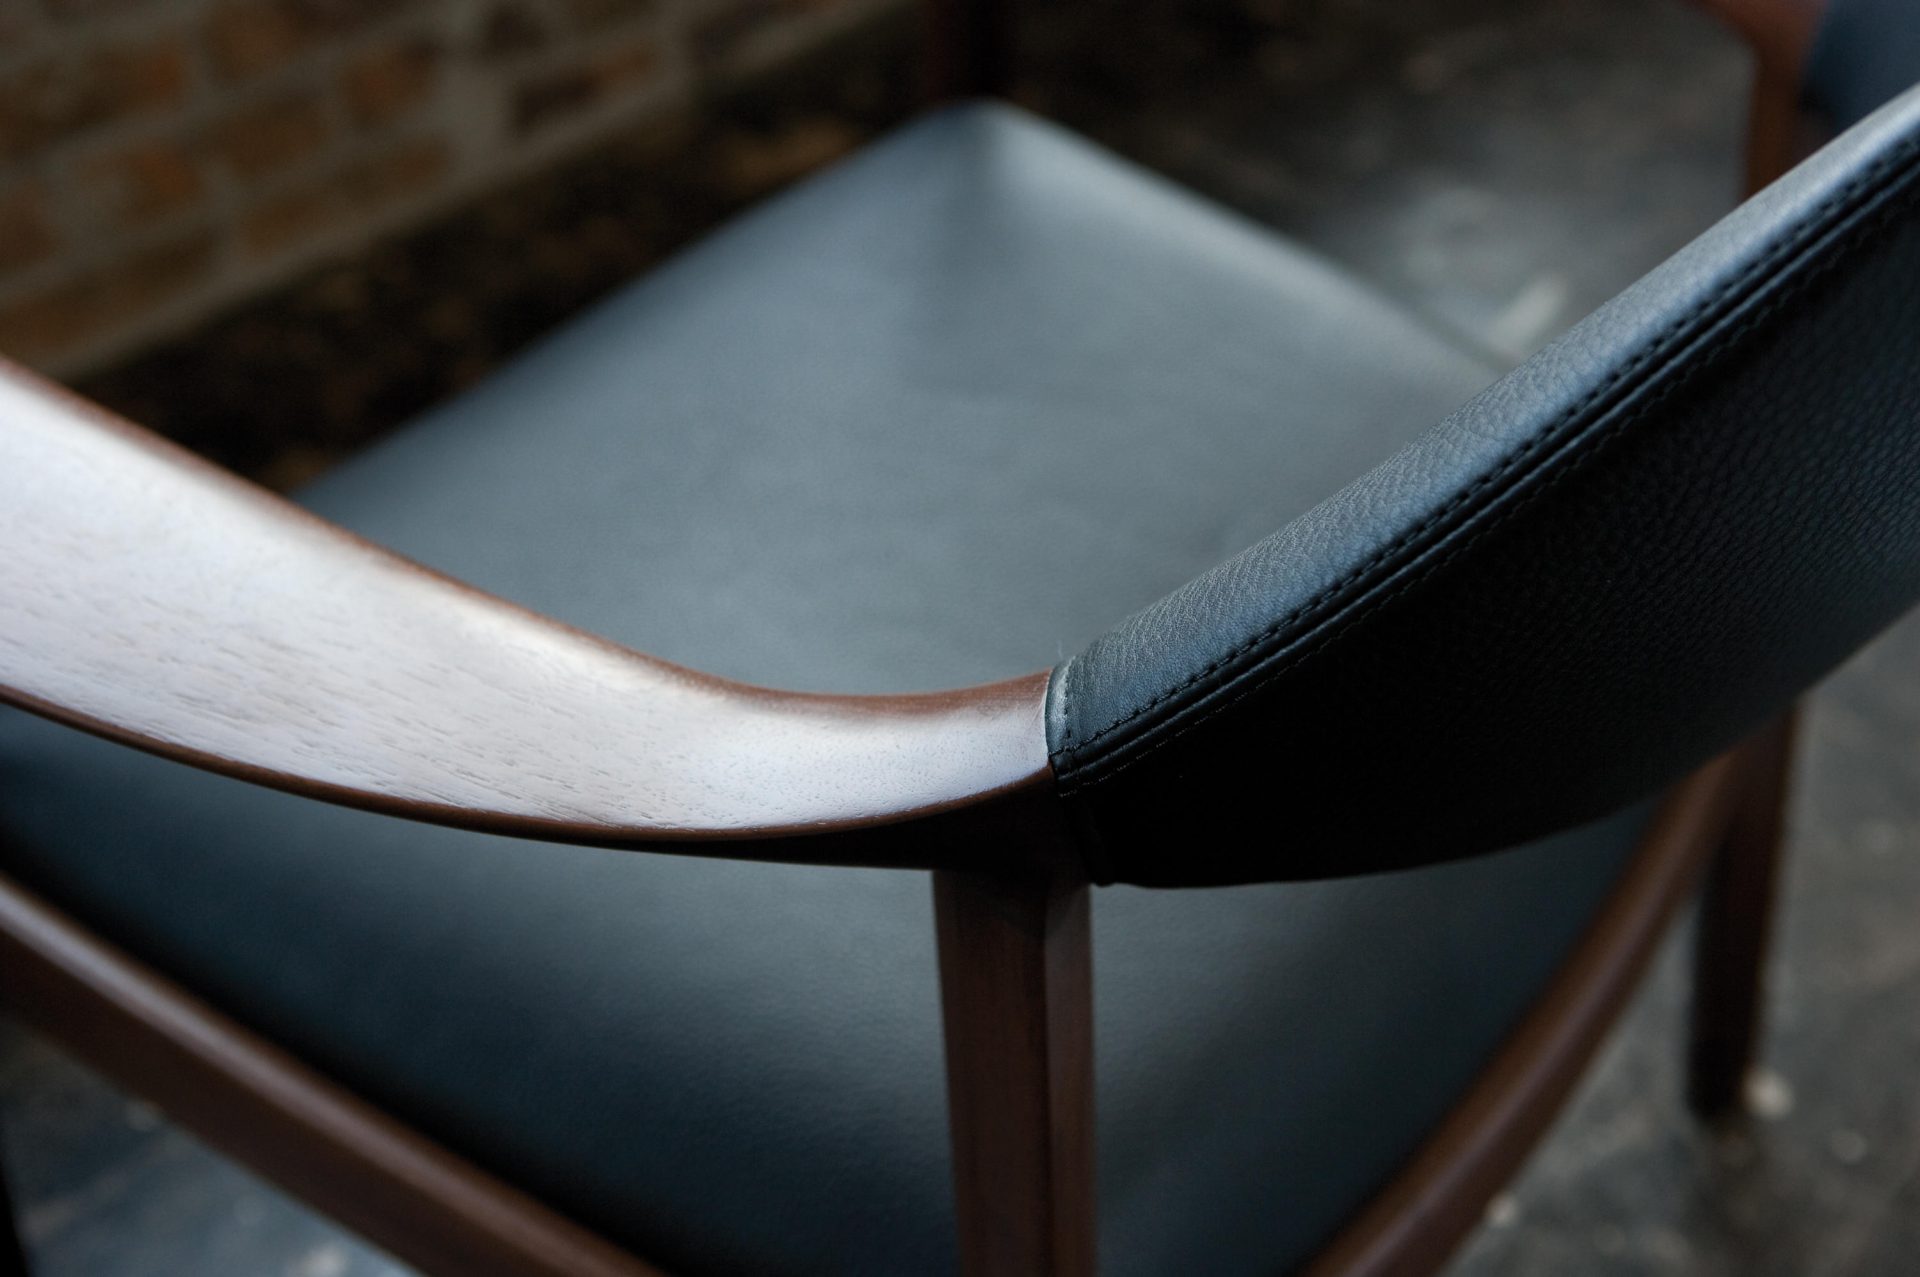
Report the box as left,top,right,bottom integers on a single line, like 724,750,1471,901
0,105,1654,1274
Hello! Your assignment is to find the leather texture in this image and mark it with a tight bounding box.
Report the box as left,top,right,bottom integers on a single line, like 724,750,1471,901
0,104,1631,1276
1050,85,1920,887
260,104,1493,701
0,735,1647,1277
1806,0,1920,131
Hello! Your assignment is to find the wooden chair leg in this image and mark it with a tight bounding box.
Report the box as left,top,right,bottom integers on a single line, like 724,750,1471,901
1743,61,1805,194
922,0,1012,101
0,1175,23,1275
1688,711,1797,1120
0,1121,29,1277
933,864,1095,1277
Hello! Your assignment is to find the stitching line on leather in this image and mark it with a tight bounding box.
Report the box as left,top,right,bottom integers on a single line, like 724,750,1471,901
1055,132,1920,783
1069,148,1920,793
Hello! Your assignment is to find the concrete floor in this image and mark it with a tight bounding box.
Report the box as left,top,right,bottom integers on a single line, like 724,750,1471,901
10,0,1920,1274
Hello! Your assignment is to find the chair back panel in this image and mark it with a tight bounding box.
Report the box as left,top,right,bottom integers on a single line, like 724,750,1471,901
1048,86,1920,886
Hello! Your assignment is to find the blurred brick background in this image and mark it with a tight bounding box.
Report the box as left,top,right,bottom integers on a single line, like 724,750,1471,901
0,0,896,378
24,5,1920,1277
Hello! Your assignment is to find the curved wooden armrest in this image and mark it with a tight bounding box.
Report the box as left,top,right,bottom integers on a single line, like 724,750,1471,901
0,362,1052,865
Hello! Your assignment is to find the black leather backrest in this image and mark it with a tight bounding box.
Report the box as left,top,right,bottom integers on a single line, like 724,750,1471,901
1806,0,1920,131
1048,85,1920,887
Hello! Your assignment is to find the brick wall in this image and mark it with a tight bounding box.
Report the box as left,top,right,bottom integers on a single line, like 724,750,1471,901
0,0,894,377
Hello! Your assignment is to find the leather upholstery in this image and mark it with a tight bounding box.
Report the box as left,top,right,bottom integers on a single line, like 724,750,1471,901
1806,0,1920,131
1050,85,1920,887
261,104,1495,700
0,736,1648,1277
0,105,1634,1275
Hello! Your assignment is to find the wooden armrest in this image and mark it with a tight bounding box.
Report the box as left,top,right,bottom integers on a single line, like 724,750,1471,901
0,362,1051,864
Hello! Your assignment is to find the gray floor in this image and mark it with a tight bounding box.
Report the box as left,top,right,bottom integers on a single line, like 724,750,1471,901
9,0,1920,1273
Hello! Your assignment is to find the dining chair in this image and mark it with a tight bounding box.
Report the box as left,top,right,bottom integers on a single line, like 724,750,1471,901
2,0,1918,1273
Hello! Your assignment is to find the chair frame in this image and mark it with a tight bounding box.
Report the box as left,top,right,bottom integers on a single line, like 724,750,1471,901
0,2,1835,1274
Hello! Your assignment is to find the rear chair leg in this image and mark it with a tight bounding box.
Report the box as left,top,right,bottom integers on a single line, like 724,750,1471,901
0,1068,26,1273
0,1168,24,1277
922,0,1012,102
0,1112,27,1277
1688,712,1797,1120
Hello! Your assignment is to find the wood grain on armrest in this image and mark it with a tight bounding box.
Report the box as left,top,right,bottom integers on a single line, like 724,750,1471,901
0,361,1052,863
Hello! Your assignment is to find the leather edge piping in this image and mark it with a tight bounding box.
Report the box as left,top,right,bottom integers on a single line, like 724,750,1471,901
1052,126,1920,799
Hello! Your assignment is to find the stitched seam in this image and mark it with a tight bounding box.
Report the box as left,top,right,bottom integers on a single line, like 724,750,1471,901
1052,132,1920,778
1056,138,1915,765
1063,148,1920,796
